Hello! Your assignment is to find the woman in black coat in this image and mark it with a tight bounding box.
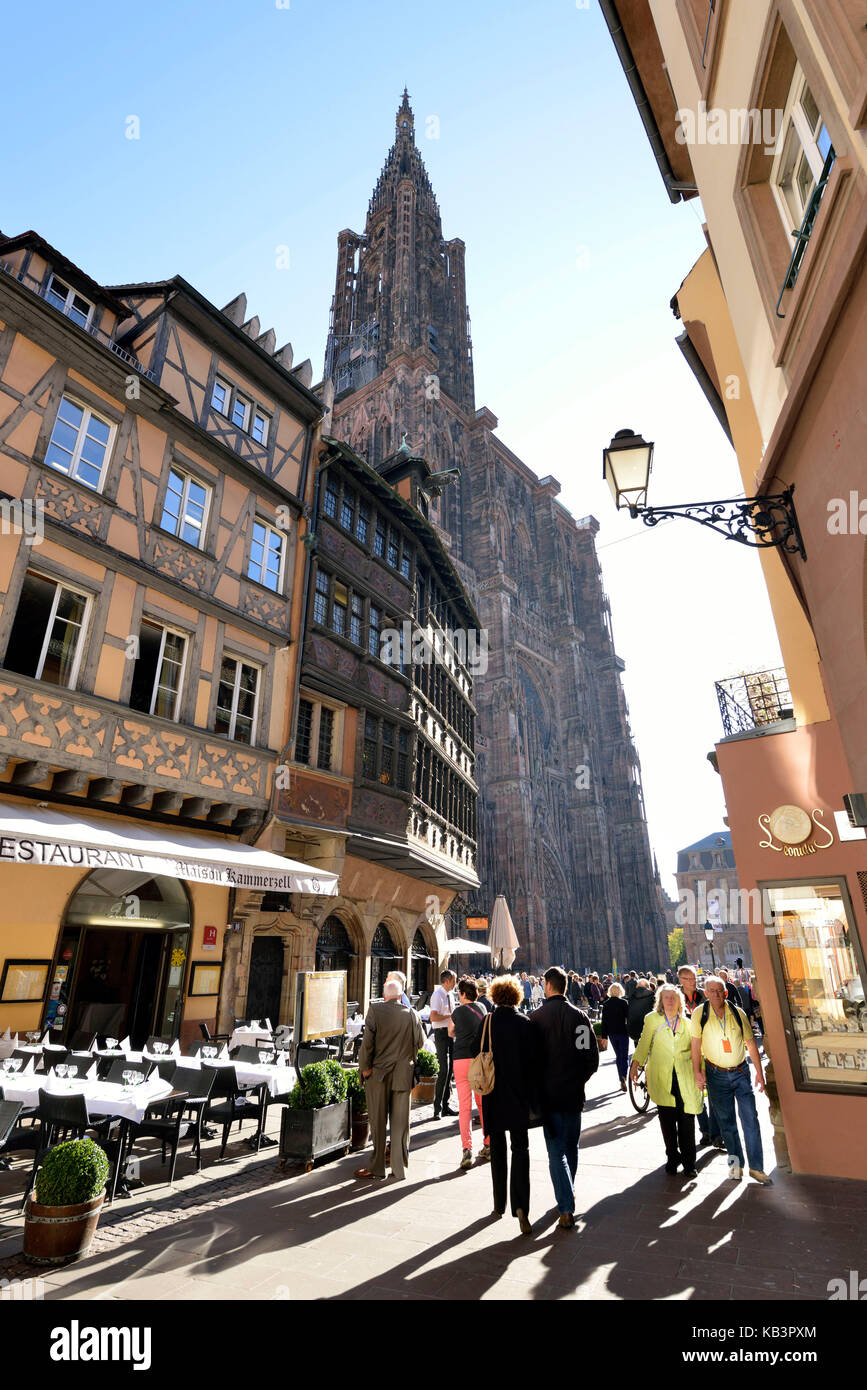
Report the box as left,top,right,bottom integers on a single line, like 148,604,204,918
478,975,541,1234
599,982,631,1092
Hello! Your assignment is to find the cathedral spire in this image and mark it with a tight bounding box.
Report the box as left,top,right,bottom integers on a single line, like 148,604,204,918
396,87,415,142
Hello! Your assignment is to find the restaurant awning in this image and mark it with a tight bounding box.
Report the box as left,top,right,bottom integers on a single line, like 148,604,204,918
0,802,339,896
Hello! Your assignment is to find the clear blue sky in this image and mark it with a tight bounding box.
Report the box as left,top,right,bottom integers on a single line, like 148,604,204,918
1,0,781,894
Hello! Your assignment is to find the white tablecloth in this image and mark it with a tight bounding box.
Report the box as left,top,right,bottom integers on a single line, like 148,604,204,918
126,1051,296,1098
2,1075,174,1125
229,1027,273,1050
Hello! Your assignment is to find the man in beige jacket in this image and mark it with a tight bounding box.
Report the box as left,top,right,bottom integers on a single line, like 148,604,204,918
355,979,424,1181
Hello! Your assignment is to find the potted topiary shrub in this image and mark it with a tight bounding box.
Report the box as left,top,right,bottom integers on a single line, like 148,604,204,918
279,1058,351,1172
23,1138,109,1265
411,1046,439,1104
345,1067,370,1151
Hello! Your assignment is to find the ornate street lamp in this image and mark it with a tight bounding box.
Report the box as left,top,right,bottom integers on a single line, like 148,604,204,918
603,429,806,558
704,921,717,974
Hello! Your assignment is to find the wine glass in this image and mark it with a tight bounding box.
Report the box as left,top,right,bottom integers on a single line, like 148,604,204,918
250,1020,260,1031
105,1037,117,1052
258,1050,271,1065
121,1069,133,1089
154,1041,167,1055
55,1064,67,1081
8,1058,21,1074
203,1045,216,1059
26,1031,39,1044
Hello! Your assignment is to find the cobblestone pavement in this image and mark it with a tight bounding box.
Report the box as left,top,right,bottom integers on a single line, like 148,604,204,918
1,1049,864,1301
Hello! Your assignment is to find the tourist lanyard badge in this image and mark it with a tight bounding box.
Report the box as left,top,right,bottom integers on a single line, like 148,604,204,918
720,1007,732,1053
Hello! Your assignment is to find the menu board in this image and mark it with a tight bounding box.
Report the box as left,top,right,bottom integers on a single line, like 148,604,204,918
296,971,347,1042
0,960,50,1003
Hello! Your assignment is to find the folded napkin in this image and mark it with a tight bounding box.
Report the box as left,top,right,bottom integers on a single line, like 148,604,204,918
1,1027,9,1040
218,1044,229,1059
86,1062,98,1080
171,1040,181,1055
264,1019,272,1033
120,1036,131,1051
22,1057,35,1074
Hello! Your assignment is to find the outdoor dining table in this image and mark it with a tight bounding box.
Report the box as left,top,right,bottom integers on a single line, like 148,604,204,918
128,1050,297,1098
0,1070,176,1202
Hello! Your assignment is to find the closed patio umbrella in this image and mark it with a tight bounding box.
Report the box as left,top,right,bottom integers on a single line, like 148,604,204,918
489,895,519,970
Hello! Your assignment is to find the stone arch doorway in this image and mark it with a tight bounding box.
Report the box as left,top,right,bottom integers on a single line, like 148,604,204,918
315,914,361,1008
370,921,402,1001
48,869,191,1048
246,936,284,1028
410,926,435,997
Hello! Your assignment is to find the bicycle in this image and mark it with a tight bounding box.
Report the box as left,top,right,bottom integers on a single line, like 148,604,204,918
628,1062,652,1114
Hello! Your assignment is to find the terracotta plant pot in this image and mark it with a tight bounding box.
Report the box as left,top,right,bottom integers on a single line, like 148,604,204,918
350,1112,370,1151
23,1190,105,1265
412,1077,437,1104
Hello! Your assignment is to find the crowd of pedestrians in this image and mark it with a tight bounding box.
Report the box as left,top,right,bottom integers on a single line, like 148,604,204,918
353,958,771,1232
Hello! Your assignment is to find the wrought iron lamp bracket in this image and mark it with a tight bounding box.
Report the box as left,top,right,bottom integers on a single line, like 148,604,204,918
629,485,805,559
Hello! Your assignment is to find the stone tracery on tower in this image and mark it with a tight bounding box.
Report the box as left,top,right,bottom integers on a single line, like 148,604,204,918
324,94,668,969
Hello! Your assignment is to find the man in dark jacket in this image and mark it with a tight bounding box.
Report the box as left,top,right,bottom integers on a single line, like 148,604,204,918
627,979,656,1043
529,966,599,1229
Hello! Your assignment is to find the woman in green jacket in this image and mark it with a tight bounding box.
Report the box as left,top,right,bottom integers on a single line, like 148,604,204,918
630,984,702,1178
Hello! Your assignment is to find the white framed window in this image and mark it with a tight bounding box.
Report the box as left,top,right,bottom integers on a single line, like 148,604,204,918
295,695,343,772
251,410,270,445
211,378,230,416
4,571,90,689
215,656,260,745
44,274,94,330
231,395,251,431
160,467,210,548
129,619,187,720
45,395,114,491
248,519,284,592
771,67,834,230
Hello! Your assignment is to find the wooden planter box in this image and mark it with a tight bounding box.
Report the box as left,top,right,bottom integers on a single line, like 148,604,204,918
279,1100,351,1172
411,1076,437,1105
23,1190,105,1265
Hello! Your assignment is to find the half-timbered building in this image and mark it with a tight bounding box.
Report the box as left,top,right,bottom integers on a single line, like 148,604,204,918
0,229,326,1046
220,434,480,1019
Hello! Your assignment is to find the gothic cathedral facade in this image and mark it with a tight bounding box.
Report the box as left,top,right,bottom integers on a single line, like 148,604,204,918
324,93,667,969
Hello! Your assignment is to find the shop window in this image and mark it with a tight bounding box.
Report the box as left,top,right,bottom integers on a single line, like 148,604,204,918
766,882,866,1090
128,619,187,720
214,655,260,745
4,570,90,689
45,395,114,492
